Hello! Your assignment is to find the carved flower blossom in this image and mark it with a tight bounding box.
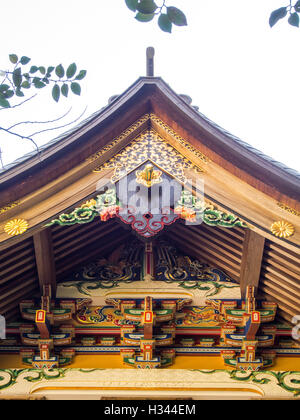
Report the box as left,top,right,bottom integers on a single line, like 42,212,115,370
100,205,120,221
271,220,295,238
174,206,197,222
4,218,29,236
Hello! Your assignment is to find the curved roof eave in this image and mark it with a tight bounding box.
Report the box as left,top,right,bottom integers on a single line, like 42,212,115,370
0,76,299,195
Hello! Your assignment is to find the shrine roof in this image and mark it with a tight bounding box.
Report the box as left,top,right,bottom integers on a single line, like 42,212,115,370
0,76,299,188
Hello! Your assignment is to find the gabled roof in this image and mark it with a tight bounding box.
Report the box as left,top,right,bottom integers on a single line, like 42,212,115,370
0,75,299,252
0,77,299,207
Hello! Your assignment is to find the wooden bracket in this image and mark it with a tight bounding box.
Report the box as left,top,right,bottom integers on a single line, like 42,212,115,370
33,228,56,295
240,229,265,298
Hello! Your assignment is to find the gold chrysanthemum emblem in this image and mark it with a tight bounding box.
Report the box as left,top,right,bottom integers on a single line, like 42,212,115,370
4,218,29,236
270,220,295,238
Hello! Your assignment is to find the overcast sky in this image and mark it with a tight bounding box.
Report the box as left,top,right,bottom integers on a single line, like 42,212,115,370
1,0,300,172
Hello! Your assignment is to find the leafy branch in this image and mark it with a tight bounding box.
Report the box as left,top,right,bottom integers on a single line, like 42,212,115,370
0,54,87,109
269,1,300,27
125,0,187,33
125,0,300,31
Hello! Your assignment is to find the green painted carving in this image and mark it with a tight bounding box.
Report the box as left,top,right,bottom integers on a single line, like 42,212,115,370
0,368,68,390
156,243,239,296
62,279,136,295
1,368,299,396
174,280,239,297
175,191,247,228
60,241,142,295
191,369,300,397
46,189,120,227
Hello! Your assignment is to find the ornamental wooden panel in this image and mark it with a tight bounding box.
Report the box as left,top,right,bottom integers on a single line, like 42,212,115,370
165,222,245,282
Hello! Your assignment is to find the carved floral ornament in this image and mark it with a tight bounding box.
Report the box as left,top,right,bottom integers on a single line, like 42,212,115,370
4,218,29,236
136,164,162,187
46,189,247,238
270,220,295,238
92,129,205,185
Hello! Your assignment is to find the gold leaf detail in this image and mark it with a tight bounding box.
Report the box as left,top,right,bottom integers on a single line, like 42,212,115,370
277,202,300,217
136,164,162,187
270,220,295,238
81,199,97,208
0,201,20,215
4,219,29,236
93,130,204,183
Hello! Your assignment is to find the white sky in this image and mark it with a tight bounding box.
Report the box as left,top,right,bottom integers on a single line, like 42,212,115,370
1,0,300,173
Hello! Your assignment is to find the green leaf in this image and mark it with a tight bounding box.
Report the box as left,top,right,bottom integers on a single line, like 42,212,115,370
21,81,31,89
39,66,46,75
136,0,157,14
125,0,138,12
66,63,77,79
32,77,45,88
4,89,14,99
55,64,65,78
52,84,60,102
9,54,18,64
0,95,10,108
47,66,55,74
295,1,300,12
0,84,9,92
75,70,87,80
269,7,288,27
29,65,39,74
288,12,299,27
167,6,187,26
61,83,69,97
15,88,25,97
20,56,31,65
158,13,172,32
12,68,22,87
70,82,81,95
135,12,155,22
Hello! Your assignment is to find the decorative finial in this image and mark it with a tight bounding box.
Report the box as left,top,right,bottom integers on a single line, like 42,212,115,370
146,47,155,76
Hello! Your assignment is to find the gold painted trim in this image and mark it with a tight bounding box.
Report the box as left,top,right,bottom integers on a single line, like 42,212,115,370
30,386,263,396
149,113,210,164
87,113,209,169
277,202,300,218
92,130,204,184
0,201,20,216
105,291,194,296
87,114,150,164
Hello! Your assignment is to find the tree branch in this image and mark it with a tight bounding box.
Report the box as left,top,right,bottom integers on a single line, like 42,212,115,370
7,107,72,130
0,94,37,111
0,106,87,168
0,126,39,151
28,106,87,137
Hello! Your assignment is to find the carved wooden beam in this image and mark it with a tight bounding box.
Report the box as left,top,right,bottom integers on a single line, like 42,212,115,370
33,228,56,294
240,229,265,298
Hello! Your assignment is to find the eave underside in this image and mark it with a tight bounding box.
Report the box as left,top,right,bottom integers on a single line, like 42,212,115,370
1,218,299,326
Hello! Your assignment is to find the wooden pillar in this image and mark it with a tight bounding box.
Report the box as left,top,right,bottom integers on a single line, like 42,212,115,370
240,229,265,298
33,228,56,295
